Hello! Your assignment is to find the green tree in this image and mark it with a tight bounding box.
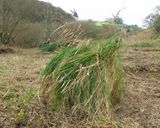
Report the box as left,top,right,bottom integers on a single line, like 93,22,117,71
106,9,124,24
144,6,160,27
144,6,160,34
153,16,160,33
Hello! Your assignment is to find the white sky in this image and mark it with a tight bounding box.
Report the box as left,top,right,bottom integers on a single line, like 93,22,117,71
41,0,160,26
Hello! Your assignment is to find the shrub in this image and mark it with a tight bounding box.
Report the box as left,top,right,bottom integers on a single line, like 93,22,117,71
80,21,120,39
14,22,45,48
40,37,124,119
153,16,160,34
80,21,104,38
39,43,57,52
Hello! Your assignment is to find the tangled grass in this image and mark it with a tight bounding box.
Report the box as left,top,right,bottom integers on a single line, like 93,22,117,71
40,37,124,121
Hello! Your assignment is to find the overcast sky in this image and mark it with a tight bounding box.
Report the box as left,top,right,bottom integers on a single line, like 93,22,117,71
41,0,160,26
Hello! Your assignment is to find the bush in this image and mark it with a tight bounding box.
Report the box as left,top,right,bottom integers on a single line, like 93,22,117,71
79,21,120,39
14,22,45,48
39,43,57,52
40,37,124,119
153,16,160,34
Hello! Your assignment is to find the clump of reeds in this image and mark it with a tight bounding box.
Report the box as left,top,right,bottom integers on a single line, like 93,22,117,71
40,37,123,119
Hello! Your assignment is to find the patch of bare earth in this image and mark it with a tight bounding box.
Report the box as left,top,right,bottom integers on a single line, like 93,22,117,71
116,47,160,128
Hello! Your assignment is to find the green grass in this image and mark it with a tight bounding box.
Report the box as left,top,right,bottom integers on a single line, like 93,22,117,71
40,37,124,119
1,84,35,125
0,67,4,75
95,21,111,27
153,39,160,47
39,43,57,52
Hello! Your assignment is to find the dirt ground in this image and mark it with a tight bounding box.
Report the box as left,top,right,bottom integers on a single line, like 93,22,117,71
0,49,53,128
0,46,160,128
116,47,160,128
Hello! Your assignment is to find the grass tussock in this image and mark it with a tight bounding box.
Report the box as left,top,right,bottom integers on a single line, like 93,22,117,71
40,37,124,120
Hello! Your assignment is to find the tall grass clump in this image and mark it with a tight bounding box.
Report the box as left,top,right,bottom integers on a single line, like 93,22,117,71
40,37,123,120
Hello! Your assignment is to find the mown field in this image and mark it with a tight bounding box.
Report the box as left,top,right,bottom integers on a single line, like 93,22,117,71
0,36,160,127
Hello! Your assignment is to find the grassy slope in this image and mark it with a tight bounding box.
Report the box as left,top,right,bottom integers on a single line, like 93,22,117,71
123,28,160,49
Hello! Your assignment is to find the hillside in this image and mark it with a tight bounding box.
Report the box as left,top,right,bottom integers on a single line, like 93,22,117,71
0,0,74,47
0,0,74,23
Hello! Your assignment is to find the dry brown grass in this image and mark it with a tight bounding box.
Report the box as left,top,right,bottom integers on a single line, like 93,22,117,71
122,28,160,48
0,48,121,128
125,28,153,43
1,34,160,127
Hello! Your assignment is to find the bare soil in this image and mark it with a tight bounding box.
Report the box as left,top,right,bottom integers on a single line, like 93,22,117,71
0,47,160,127
0,49,52,128
116,47,160,128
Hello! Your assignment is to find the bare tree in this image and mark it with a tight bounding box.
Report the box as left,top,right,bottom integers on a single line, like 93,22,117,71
111,8,125,24
144,6,160,27
112,9,121,20
70,9,78,19
0,0,19,44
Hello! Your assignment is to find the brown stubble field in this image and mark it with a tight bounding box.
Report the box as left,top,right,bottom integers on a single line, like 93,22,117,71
0,43,160,127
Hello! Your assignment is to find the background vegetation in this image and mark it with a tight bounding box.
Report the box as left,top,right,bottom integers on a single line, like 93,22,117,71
0,0,74,47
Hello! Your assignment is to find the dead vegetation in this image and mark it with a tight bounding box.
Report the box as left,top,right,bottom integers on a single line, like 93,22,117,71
0,36,160,127
116,45,160,128
0,48,121,127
